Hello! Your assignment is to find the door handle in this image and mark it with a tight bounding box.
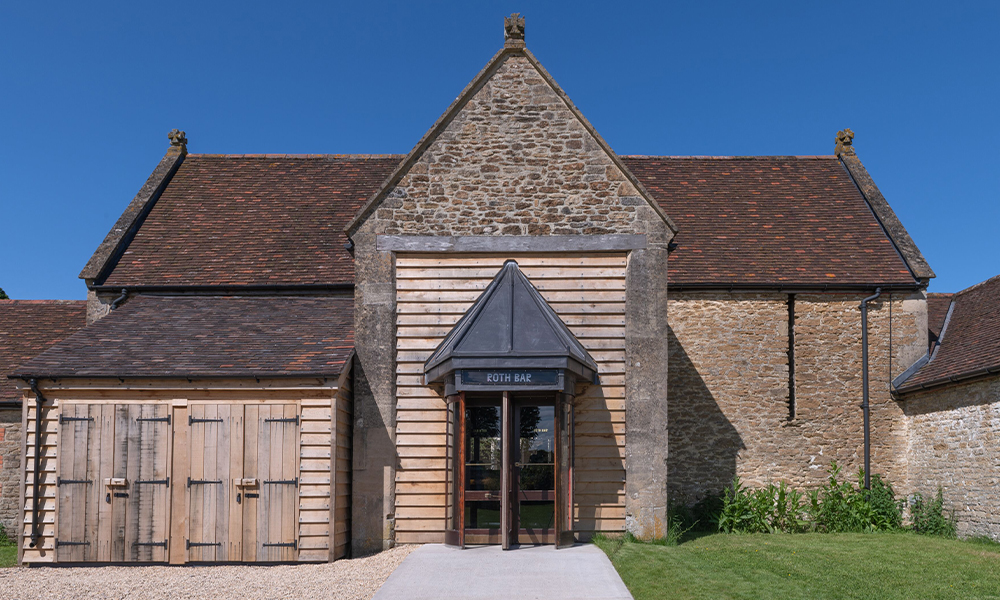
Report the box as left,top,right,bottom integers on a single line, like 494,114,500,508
237,492,242,504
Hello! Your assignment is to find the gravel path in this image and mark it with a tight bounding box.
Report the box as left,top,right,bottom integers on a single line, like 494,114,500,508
0,545,417,600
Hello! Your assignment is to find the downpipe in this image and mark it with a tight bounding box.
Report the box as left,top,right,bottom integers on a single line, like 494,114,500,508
859,288,881,491
28,378,46,548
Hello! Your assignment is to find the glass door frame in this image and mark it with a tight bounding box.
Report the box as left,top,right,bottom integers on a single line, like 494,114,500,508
445,390,575,549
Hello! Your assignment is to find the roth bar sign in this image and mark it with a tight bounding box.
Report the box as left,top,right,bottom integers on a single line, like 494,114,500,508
460,369,560,386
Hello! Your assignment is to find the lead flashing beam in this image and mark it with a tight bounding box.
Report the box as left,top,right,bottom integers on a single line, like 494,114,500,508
377,234,646,253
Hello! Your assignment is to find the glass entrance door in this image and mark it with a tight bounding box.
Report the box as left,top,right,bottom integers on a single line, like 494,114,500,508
448,391,573,548
514,401,556,544
463,401,502,545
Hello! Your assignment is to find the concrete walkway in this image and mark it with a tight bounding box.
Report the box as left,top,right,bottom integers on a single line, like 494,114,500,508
372,544,633,600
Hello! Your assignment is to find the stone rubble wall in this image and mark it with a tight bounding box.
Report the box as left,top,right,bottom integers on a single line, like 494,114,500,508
667,292,925,503
0,408,22,536
903,377,1000,539
370,54,664,238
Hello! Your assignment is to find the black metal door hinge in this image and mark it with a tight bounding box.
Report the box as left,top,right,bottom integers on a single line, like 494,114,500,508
55,539,91,547
135,541,168,548
57,478,92,486
189,416,223,425
262,540,297,549
137,415,171,424
187,478,223,487
59,415,93,423
264,416,299,424
136,478,170,487
263,478,298,487
186,540,221,549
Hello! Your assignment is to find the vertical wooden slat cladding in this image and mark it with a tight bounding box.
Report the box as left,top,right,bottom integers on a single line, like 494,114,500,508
53,402,172,563
25,390,339,565
394,254,628,544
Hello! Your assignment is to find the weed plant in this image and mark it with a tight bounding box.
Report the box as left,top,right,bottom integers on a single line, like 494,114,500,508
715,462,954,537
910,488,958,537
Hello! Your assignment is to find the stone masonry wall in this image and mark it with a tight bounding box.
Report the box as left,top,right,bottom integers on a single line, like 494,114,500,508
904,377,1000,539
0,408,22,536
351,48,675,546
367,53,664,239
668,292,925,503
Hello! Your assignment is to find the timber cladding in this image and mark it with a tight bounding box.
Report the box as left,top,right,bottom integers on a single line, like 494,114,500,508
19,382,351,564
394,253,627,543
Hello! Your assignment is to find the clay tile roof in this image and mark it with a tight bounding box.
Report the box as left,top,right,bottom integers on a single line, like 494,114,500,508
101,155,402,288
897,275,1000,393
97,153,920,288
621,156,918,287
12,296,353,379
926,292,953,349
0,300,87,401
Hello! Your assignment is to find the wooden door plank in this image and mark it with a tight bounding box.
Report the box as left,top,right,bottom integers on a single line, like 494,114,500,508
153,403,171,563
55,404,76,562
227,404,243,561
242,404,258,562
84,404,104,561
203,403,220,562
97,404,115,561
256,404,272,561
268,405,283,562
168,405,188,565
125,404,145,561
110,404,129,562
283,403,298,561
187,404,205,561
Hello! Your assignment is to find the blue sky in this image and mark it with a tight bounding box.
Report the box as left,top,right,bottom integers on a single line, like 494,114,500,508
1,1,997,299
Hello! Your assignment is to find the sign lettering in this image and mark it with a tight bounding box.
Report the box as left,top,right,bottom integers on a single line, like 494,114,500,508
460,369,560,387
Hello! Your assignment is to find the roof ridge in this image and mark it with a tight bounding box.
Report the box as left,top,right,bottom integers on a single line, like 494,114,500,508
955,272,1000,297
188,153,405,160
0,299,86,304
620,155,837,160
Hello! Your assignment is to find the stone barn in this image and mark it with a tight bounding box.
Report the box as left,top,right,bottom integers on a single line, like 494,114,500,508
4,15,997,565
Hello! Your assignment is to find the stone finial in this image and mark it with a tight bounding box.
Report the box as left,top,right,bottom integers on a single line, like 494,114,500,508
168,129,188,149
504,13,525,48
835,128,855,156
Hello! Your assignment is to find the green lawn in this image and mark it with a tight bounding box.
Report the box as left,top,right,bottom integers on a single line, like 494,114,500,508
0,545,16,568
594,532,1000,600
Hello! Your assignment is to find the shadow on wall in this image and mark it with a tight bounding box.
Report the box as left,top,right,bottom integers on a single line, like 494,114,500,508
667,326,744,504
571,383,623,541
350,358,395,557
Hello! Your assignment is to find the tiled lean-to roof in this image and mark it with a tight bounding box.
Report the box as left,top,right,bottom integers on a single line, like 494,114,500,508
100,155,400,288
0,300,86,401
12,296,354,379
622,156,918,287
896,275,1000,393
91,154,922,290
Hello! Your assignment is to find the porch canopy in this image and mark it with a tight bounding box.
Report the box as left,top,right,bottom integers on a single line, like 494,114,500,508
423,260,599,396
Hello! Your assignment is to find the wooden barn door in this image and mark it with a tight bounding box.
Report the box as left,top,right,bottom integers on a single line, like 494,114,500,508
242,404,300,561
187,403,299,562
56,403,172,563
186,404,243,561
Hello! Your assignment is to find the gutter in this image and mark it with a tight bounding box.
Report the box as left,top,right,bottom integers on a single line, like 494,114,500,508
668,283,922,293
895,366,1000,395
27,379,45,548
90,284,354,296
